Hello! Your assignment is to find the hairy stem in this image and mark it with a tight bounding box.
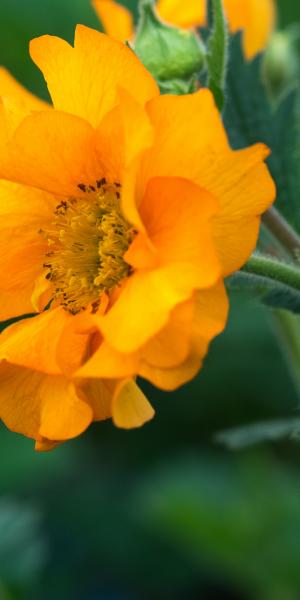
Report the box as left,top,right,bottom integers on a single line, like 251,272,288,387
263,207,300,258
243,254,300,292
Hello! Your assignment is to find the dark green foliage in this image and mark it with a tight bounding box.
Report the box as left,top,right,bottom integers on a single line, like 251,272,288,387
224,34,300,233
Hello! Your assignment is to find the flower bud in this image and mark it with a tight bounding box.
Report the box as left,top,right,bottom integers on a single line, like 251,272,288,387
134,0,206,85
263,31,299,96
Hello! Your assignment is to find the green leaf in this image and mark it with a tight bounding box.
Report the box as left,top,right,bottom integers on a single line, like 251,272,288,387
215,418,300,449
207,0,228,111
223,34,300,233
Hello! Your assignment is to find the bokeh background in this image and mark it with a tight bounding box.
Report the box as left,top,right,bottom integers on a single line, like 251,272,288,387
1,1,300,598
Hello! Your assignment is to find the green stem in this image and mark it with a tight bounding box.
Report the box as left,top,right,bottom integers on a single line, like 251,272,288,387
263,207,300,258
246,252,300,398
243,254,300,292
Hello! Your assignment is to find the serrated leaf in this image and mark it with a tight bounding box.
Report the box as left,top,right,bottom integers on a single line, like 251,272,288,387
228,271,300,313
223,34,300,233
215,418,300,449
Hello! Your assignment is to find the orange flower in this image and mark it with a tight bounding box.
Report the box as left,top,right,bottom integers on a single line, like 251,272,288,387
0,26,275,450
93,0,275,59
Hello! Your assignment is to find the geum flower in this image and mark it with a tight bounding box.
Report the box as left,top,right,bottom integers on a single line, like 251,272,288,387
0,26,275,450
93,0,276,59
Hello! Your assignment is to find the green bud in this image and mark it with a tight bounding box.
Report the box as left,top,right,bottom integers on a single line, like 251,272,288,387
134,0,206,86
263,31,299,97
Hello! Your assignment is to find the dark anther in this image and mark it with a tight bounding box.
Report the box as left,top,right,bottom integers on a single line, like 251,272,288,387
97,177,107,187
89,185,96,192
78,183,87,192
91,300,100,314
45,272,52,280
115,182,121,187
56,200,67,210
116,192,120,199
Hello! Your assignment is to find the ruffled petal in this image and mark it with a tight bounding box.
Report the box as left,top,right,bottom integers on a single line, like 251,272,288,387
0,309,69,374
75,296,196,379
96,249,220,355
0,363,93,441
0,90,154,196
139,351,202,391
142,298,194,369
128,176,219,270
0,110,107,196
76,340,138,379
0,308,90,376
93,0,134,42
98,175,220,353
30,25,158,128
140,281,229,390
144,90,275,276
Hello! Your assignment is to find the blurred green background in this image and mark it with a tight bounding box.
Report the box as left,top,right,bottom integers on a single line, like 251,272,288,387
1,1,300,599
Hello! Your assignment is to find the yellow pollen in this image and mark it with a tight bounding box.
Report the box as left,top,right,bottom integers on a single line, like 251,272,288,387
42,181,134,314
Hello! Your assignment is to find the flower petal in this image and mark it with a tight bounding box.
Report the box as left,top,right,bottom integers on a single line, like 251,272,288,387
0,94,154,197
224,0,276,59
0,363,93,441
117,87,154,167
129,176,219,269
193,280,229,344
0,180,53,319
0,110,107,196
157,0,206,29
140,351,203,391
144,90,275,275
99,175,220,353
0,308,90,376
77,377,114,421
0,67,49,110
35,437,62,452
112,379,154,428
93,0,134,42
140,281,229,390
0,309,70,374
30,25,158,128
76,340,138,379
0,70,50,158
94,87,154,184
97,254,220,355
142,298,194,369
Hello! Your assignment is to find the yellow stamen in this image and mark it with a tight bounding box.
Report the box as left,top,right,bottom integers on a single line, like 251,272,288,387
42,181,134,314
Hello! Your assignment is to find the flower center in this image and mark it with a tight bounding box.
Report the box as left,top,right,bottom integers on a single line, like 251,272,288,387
43,180,134,314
